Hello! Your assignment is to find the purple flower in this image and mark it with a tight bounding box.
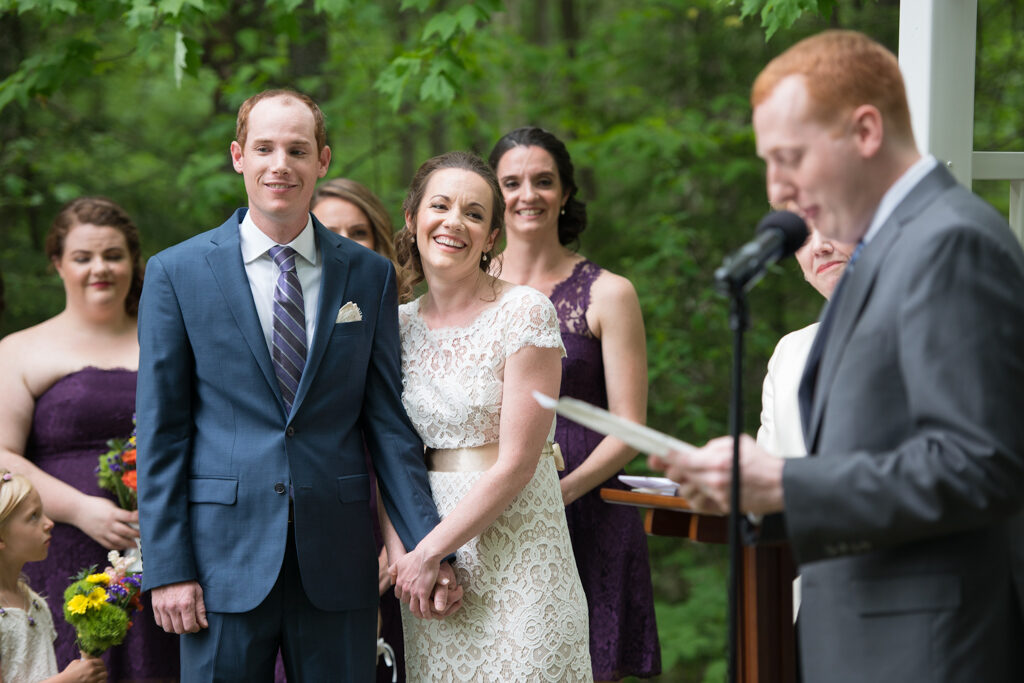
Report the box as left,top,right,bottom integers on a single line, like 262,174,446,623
106,583,127,602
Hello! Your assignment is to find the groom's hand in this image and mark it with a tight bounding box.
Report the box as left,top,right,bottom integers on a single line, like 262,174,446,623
152,580,208,634
392,547,444,619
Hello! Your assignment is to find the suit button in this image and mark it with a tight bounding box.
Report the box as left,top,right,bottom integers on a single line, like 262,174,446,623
274,482,286,494
286,426,295,437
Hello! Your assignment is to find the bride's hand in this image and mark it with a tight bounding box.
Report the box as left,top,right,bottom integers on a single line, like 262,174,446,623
391,546,441,619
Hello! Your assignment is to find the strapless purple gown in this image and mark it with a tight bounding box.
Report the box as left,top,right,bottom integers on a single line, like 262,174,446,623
552,260,661,680
23,367,179,681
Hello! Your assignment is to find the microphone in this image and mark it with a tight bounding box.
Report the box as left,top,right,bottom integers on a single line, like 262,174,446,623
714,210,808,293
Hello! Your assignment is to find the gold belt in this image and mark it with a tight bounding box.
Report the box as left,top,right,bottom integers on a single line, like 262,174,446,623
426,442,565,472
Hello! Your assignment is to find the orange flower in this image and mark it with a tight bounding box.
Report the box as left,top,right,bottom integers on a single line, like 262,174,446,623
121,449,136,465
121,470,137,491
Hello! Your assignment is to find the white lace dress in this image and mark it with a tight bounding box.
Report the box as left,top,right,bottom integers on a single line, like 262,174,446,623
399,285,593,682
0,586,59,683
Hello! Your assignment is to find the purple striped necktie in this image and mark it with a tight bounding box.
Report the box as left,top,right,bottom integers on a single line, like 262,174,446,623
269,245,306,413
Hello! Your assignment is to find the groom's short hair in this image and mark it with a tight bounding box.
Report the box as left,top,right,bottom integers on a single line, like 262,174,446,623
235,89,328,152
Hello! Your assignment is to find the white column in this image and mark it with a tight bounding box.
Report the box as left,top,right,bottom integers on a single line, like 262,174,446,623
898,0,978,186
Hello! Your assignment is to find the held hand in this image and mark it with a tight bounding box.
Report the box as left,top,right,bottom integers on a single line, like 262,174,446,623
152,580,208,634
430,561,464,618
391,546,440,619
71,496,140,550
648,434,785,515
377,548,392,596
57,653,106,683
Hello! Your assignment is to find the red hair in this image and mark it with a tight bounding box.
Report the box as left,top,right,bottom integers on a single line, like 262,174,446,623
752,30,914,143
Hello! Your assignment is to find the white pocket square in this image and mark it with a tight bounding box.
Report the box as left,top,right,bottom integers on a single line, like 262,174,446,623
335,302,363,323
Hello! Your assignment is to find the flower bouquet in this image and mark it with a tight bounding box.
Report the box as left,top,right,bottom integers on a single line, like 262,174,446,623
97,418,141,571
62,551,143,657
96,424,137,511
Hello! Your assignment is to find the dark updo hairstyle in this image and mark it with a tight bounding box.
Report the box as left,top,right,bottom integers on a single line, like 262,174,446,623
487,126,587,248
395,151,505,288
46,197,144,317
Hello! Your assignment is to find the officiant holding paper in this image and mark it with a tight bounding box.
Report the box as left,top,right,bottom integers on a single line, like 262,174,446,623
651,30,1024,682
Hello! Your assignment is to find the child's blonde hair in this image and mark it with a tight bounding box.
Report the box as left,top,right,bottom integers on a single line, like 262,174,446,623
0,470,35,527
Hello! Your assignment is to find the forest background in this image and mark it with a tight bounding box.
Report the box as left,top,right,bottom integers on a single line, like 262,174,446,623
2,0,1022,680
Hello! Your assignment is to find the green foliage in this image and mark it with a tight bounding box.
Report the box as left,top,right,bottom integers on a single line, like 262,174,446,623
739,0,837,40
1,0,1021,679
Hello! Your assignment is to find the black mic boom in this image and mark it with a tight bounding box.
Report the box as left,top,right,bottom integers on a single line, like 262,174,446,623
714,210,808,293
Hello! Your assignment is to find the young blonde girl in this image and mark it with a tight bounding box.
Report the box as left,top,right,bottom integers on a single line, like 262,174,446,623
0,471,105,683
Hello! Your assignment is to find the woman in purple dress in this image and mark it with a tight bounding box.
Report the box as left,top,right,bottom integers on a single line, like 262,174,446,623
489,127,661,681
0,197,179,680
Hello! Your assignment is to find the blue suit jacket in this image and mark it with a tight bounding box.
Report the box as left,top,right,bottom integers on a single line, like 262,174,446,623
136,209,439,613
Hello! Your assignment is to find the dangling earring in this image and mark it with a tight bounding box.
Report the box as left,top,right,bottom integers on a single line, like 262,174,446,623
480,252,490,266
560,207,566,215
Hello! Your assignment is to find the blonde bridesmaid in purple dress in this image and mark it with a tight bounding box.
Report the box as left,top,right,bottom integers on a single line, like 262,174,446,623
0,197,179,680
490,128,661,681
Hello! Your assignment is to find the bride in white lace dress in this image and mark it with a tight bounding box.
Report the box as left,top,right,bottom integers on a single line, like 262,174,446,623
387,151,592,682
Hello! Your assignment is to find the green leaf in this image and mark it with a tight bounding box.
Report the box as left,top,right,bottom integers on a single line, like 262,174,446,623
421,12,459,41
475,0,504,14
124,4,157,29
419,61,456,105
373,54,424,111
314,0,350,18
158,0,206,15
7,0,78,13
454,4,483,32
400,0,432,10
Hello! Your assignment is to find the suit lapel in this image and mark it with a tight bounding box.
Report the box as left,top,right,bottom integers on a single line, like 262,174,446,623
805,165,958,450
290,221,350,416
206,210,284,410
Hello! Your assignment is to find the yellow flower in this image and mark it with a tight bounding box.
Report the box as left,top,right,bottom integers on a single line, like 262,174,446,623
67,594,90,615
85,573,110,585
85,587,107,609
68,587,107,614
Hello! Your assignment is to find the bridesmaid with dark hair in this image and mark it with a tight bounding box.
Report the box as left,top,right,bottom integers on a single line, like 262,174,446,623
489,127,661,681
0,197,179,680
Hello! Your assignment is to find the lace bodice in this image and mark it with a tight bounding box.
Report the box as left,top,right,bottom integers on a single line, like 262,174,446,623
399,285,565,449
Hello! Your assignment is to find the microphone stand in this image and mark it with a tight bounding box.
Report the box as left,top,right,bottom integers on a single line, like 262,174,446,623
725,281,748,683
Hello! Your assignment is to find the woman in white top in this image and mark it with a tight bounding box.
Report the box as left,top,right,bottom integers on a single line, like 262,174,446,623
387,151,592,682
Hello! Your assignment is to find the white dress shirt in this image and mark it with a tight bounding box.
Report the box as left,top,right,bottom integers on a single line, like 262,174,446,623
862,154,938,246
238,211,321,354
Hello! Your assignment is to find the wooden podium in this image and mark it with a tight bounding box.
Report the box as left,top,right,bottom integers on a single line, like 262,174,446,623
601,488,797,683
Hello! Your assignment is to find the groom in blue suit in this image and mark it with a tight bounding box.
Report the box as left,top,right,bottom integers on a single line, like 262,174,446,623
136,89,455,681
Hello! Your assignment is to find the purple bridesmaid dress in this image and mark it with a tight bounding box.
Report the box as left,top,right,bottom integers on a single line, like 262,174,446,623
23,367,179,681
551,260,661,680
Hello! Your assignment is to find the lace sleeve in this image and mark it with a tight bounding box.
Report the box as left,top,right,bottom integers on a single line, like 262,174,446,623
503,287,566,359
